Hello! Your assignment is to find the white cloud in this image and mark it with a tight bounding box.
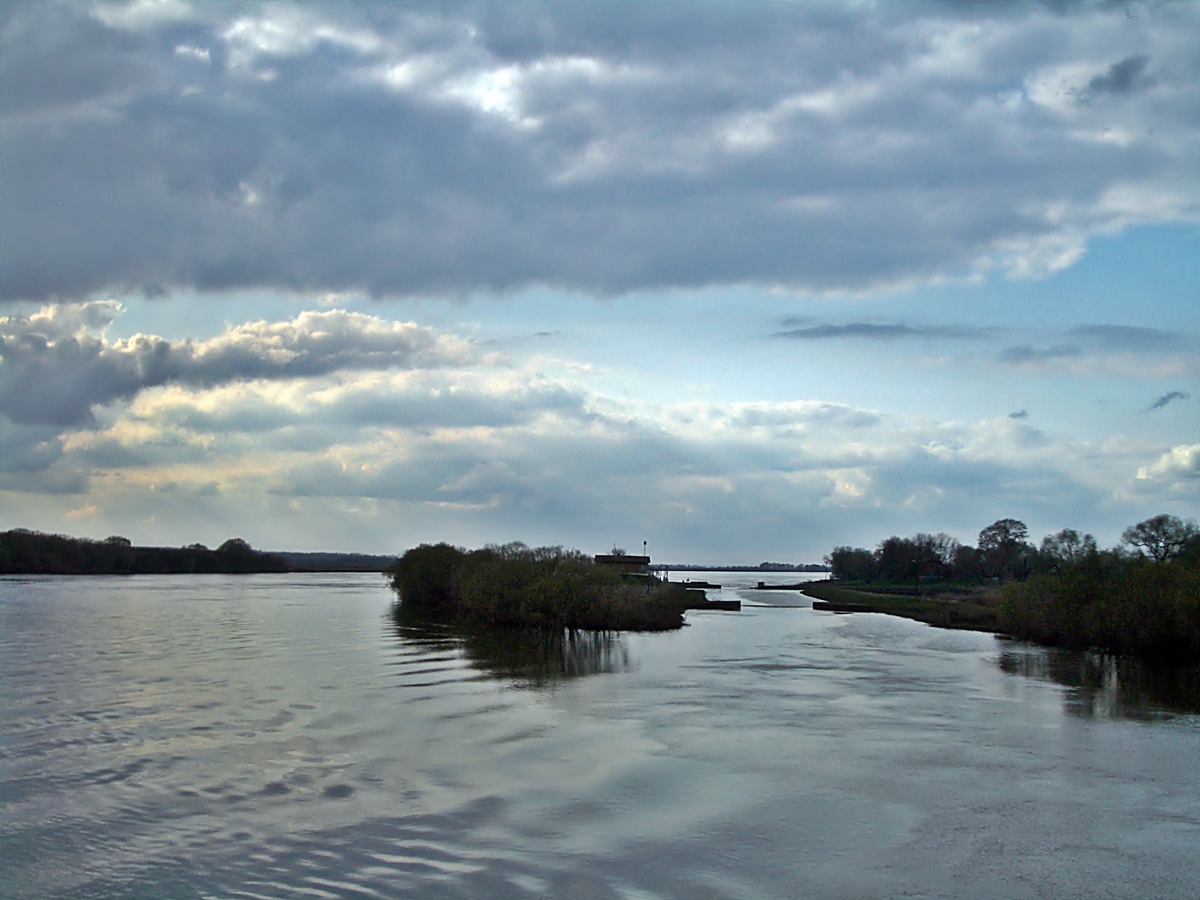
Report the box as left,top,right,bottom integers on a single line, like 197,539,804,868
1136,443,1200,497
91,0,194,31
0,303,477,427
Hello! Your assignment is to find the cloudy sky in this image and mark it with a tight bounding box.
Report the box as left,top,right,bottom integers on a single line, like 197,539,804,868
1,0,1196,563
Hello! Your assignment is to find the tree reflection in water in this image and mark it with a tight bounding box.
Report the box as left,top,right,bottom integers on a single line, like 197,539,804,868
999,645,1200,720
389,603,631,688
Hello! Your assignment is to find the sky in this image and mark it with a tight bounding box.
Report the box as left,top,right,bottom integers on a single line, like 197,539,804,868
1,0,1196,564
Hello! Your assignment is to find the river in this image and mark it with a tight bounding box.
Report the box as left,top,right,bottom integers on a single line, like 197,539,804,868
2,571,1198,899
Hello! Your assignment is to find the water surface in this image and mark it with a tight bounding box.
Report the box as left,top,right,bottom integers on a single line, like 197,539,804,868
3,572,1198,899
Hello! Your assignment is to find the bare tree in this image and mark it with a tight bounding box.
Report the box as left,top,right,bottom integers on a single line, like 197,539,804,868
1121,514,1198,563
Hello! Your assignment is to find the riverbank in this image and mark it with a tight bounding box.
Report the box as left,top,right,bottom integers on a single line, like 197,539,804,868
804,565,1200,664
802,580,1003,633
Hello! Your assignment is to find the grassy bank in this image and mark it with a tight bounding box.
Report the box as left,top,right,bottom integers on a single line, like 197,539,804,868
818,514,1200,661
806,556,1200,664
802,580,1003,633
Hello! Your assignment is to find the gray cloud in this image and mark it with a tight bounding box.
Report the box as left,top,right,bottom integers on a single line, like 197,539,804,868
0,304,473,426
0,421,67,474
997,344,1082,365
71,436,150,470
1148,390,1189,411
1070,324,1178,351
726,402,881,431
991,324,1198,374
0,420,87,494
775,322,990,341
2,2,1197,303
1084,54,1153,98
270,410,705,514
1009,409,1029,419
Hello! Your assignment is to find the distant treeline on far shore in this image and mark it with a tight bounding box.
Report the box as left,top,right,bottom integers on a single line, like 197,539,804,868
660,562,829,572
0,530,397,575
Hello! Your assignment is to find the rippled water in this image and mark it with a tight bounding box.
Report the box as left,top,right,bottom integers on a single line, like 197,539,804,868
3,572,1198,899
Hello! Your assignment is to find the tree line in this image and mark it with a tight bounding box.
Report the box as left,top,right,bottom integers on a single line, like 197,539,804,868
0,530,289,575
824,514,1200,661
825,515,1199,586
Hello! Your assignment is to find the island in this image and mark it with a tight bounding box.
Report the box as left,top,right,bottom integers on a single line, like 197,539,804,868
388,542,738,632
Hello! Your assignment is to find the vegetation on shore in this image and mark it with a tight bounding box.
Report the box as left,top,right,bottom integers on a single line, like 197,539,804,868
0,529,289,575
999,547,1199,662
817,514,1200,662
803,580,1003,633
388,541,704,632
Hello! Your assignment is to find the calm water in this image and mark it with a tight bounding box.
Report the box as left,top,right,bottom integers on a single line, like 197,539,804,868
2,572,1198,899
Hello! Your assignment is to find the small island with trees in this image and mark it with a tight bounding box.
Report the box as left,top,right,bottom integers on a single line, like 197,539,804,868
387,541,726,632
809,514,1200,662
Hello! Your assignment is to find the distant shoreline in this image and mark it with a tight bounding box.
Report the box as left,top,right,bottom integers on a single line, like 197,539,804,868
0,529,396,576
655,564,830,573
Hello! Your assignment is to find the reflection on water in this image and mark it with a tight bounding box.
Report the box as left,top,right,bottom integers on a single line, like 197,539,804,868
389,603,631,687
999,644,1200,720
5,574,1200,900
